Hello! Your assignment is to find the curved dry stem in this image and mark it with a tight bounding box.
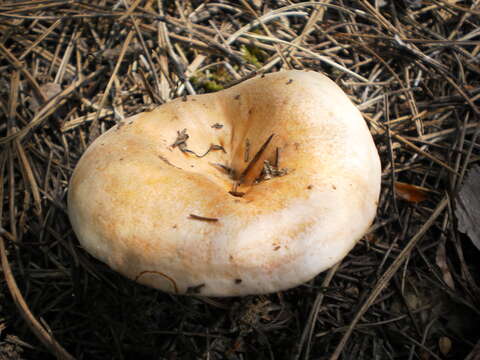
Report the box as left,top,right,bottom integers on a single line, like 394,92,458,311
0,234,75,360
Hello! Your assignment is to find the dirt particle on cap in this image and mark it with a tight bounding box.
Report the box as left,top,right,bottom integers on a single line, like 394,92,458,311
229,191,245,198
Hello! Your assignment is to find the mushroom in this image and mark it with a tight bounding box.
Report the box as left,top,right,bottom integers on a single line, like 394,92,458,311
68,70,381,296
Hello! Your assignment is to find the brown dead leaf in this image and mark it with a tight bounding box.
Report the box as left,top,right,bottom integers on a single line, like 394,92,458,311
455,165,480,251
394,181,429,203
29,82,62,112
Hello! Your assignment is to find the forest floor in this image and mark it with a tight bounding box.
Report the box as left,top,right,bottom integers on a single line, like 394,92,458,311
1,1,479,359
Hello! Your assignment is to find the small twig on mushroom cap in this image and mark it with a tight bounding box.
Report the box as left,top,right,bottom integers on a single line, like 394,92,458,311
229,190,246,197
238,133,275,183
256,160,289,183
184,144,226,158
189,214,219,222
172,129,225,157
171,128,189,149
209,162,236,178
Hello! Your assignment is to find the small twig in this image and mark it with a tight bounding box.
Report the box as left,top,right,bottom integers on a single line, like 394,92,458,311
189,214,219,222
238,133,274,182
329,197,448,360
0,234,75,360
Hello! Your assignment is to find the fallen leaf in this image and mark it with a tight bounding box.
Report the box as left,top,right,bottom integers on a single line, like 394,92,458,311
394,181,429,203
29,82,62,112
455,165,480,251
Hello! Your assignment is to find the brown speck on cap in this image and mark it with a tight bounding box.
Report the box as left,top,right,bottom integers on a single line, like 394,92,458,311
235,279,242,284
229,191,245,198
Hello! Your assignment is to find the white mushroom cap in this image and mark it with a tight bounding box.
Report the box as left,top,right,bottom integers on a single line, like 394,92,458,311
68,70,381,296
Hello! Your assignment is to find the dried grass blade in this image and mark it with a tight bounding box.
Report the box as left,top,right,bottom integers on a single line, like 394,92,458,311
19,18,62,60
391,130,459,175
0,234,75,360
329,197,448,360
0,151,6,221
0,68,105,145
244,33,368,82
15,140,42,216
88,30,134,140
295,263,340,360
0,42,46,103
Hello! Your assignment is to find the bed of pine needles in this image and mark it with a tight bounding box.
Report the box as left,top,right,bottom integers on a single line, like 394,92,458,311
1,1,480,359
